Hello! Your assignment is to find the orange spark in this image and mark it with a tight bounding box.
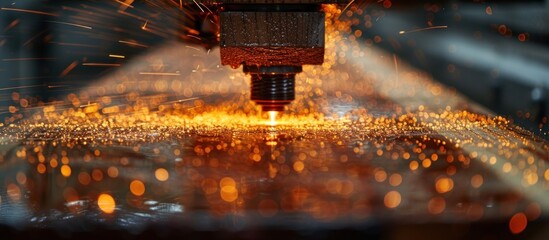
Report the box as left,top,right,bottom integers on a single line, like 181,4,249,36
3,58,55,61
116,0,135,11
193,0,205,12
141,20,148,30
108,54,125,59
1,7,59,16
399,26,448,35
139,72,180,76
60,61,79,77
118,40,148,48
82,63,121,67
47,21,92,30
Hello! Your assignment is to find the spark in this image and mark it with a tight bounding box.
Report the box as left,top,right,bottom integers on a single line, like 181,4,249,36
0,7,59,17
186,35,202,41
9,76,50,81
24,30,47,46
193,0,205,12
82,63,122,67
47,21,92,30
339,0,356,19
50,42,98,48
208,18,220,28
141,20,148,30
79,102,97,108
60,61,79,77
163,97,200,104
200,3,214,14
138,72,180,76
118,40,148,48
108,54,125,59
393,54,399,82
116,9,147,21
0,84,43,91
48,85,71,88
185,45,201,51
2,58,55,61
4,19,19,31
399,26,448,35
116,0,135,10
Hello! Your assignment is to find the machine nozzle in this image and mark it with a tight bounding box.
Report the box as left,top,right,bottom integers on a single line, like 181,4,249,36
245,66,301,112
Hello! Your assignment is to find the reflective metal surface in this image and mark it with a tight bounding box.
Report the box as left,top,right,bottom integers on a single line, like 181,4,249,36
1,3,548,240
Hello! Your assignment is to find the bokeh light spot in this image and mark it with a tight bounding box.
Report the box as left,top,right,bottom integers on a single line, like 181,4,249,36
509,212,527,234
130,180,146,196
155,168,169,181
98,193,115,214
384,191,401,208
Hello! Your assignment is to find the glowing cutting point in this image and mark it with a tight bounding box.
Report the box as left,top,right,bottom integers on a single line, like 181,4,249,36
268,111,278,126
